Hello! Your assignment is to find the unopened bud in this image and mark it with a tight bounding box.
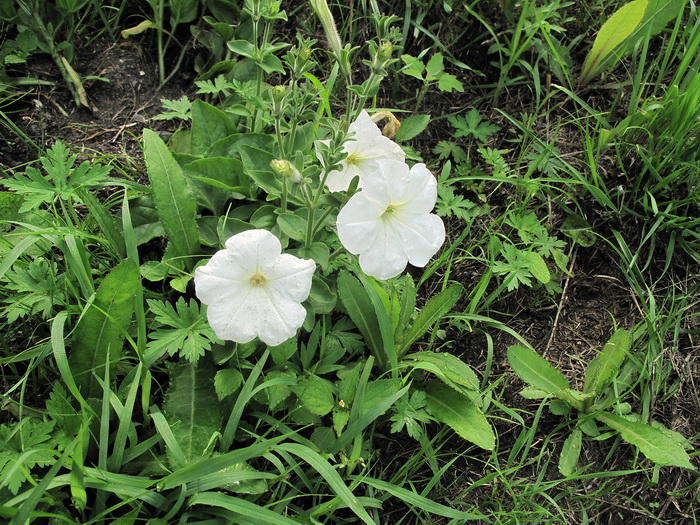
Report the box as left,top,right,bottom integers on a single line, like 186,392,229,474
272,85,285,103
377,42,393,63
298,48,312,64
270,159,302,183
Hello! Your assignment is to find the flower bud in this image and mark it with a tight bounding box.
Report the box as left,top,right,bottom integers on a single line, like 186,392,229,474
298,48,312,64
377,42,393,63
270,159,302,183
272,85,286,103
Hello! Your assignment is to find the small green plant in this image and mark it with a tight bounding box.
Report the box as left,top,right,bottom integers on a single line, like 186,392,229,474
400,52,465,110
507,329,694,475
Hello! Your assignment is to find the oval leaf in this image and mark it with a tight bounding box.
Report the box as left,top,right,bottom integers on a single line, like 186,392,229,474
507,345,570,394
424,382,495,450
595,413,693,469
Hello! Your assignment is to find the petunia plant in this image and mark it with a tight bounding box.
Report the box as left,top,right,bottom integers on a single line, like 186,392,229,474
103,8,498,495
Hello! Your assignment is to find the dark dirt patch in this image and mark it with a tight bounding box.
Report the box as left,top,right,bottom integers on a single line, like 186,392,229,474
2,36,192,173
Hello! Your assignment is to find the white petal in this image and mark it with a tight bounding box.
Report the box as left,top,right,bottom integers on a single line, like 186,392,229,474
336,193,387,254
401,163,438,213
392,211,446,267
263,254,316,303
194,263,250,308
356,219,409,279
325,163,362,192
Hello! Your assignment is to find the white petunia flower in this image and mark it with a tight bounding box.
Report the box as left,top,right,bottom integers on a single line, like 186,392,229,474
194,229,316,346
319,109,405,192
336,160,446,280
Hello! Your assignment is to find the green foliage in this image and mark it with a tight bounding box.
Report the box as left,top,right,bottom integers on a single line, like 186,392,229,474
448,109,501,142
1,141,113,212
423,382,495,451
143,129,200,269
163,359,223,470
68,258,140,398
2,257,65,322
508,330,694,473
146,298,221,364
0,420,57,495
579,0,685,86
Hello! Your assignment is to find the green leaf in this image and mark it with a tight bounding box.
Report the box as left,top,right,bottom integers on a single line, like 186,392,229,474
595,413,693,469
277,212,307,242
507,345,570,394
447,110,500,142
275,443,376,525
360,476,486,521
425,53,444,78
424,382,495,450
214,368,244,401
68,259,140,398
338,271,384,368
145,298,220,364
394,114,430,142
559,429,582,476
190,100,236,156
561,214,596,247
296,375,335,416
583,329,631,395
437,73,464,93
579,0,648,86
163,359,223,470
239,145,283,197
523,251,550,284
403,351,479,391
397,284,462,357
143,129,200,268
188,492,299,524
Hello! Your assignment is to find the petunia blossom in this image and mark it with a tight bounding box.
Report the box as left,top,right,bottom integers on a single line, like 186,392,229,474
319,109,405,192
194,229,316,346
336,159,446,280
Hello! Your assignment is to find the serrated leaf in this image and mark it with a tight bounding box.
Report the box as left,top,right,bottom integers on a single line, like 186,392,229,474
214,368,244,400
507,345,569,394
68,259,140,398
146,298,220,364
595,413,693,469
143,129,200,268
394,114,430,142
424,382,495,450
583,329,631,395
163,359,223,470
437,73,464,93
297,375,335,416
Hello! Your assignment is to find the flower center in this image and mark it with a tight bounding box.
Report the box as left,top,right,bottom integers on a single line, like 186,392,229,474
346,152,361,165
382,204,397,218
249,273,266,286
